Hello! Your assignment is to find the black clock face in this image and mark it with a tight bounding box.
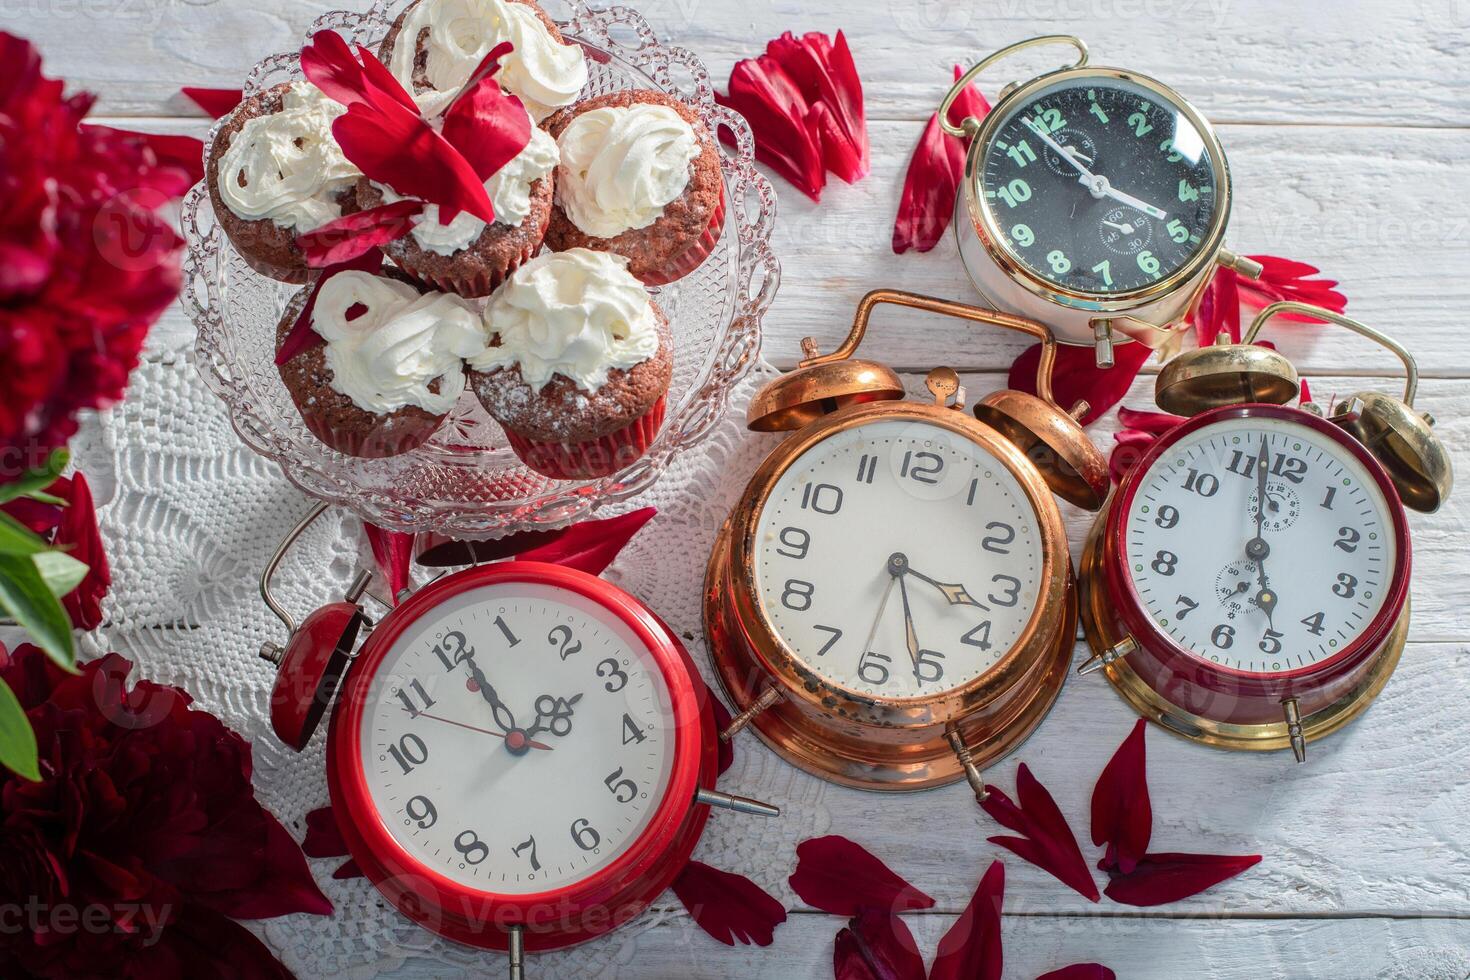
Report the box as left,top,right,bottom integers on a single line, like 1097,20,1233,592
979,76,1222,296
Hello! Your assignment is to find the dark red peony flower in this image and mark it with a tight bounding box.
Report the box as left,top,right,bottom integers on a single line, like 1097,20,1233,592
0,644,330,979
0,32,186,478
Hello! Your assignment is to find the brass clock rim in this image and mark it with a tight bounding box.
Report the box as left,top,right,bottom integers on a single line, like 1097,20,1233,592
721,398,1073,726
962,65,1233,314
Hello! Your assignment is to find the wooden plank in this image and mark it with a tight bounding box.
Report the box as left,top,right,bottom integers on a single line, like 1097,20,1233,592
27,0,1470,126
374,910,1470,978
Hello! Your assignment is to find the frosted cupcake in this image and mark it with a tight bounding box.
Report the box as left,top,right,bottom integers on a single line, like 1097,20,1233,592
544,89,724,286
277,270,482,458
207,81,360,282
468,249,672,480
380,0,588,123
356,110,559,297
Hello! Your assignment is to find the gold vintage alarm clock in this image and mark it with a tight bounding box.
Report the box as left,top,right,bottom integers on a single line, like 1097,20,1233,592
940,35,1264,367
1079,302,1452,761
705,289,1107,802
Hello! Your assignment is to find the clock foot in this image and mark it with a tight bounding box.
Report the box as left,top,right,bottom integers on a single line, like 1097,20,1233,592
945,727,988,804
1078,636,1137,676
1281,698,1306,763
718,687,783,743
694,787,780,817
507,924,524,980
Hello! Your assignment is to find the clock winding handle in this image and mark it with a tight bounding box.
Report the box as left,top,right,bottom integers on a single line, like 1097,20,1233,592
938,35,1090,139
1245,302,1420,407
1281,698,1307,764
507,924,525,980
695,787,781,817
719,687,784,743
945,727,988,804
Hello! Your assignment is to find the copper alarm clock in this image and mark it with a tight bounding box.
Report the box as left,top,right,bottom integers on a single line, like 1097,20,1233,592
1079,302,1452,761
705,289,1107,802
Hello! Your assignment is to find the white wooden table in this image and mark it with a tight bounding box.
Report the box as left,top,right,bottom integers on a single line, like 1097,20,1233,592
24,0,1470,975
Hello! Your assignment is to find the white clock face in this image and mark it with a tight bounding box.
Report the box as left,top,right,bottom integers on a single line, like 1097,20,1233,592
359,582,677,894
1124,415,1399,673
752,417,1046,698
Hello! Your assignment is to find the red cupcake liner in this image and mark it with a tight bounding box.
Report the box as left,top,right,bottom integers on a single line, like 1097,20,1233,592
503,395,666,480
389,237,540,298
638,188,726,287
297,403,447,459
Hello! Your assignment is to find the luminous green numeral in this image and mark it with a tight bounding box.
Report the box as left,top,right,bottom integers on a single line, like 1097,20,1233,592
1032,106,1065,133
1177,179,1200,203
1006,139,1037,167
1089,95,1109,123
1047,250,1071,275
1011,223,1035,248
1159,137,1183,163
995,178,1032,208
1166,219,1189,244
1137,250,1161,276
1091,259,1113,287
1127,111,1153,137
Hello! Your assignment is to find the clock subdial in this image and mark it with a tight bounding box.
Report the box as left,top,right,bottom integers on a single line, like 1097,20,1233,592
1249,480,1301,533
1214,560,1255,617
752,418,1044,698
1098,205,1153,256
359,583,677,894
1041,127,1098,177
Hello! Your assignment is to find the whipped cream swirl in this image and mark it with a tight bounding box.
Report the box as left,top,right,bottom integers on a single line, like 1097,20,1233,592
389,0,588,122
313,272,482,415
469,248,658,393
217,81,360,232
379,113,559,255
555,103,700,239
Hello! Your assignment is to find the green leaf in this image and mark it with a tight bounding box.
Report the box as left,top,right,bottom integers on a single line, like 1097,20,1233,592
23,490,66,507
33,550,88,598
0,511,47,557
0,449,69,505
0,678,39,781
0,553,75,669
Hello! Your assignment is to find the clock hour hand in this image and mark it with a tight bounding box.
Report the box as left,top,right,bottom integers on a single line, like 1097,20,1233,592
1020,117,1167,220
524,693,583,740
464,654,517,734
905,567,990,611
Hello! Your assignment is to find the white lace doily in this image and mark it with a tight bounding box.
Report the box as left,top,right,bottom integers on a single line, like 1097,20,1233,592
70,340,830,978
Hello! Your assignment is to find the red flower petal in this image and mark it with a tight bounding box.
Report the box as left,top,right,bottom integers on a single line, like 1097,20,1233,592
670,860,787,946
152,904,296,979
1008,339,1152,426
54,471,110,630
1102,852,1261,907
212,814,334,919
297,199,423,268
1240,254,1347,318
513,506,656,575
1116,406,1186,434
711,694,735,775
274,248,386,366
181,86,243,118
1193,265,1242,346
1037,965,1117,980
788,836,934,916
1299,378,1314,405
333,858,364,880
300,30,415,113
1090,719,1151,874
930,859,1004,980
717,54,826,201
833,908,925,980
88,128,204,189
893,66,990,254
1109,409,1185,483
981,764,1100,902
440,42,532,186
302,805,349,858
765,31,868,183
364,523,415,605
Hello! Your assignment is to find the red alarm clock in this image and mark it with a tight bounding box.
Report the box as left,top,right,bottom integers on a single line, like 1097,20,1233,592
259,506,778,975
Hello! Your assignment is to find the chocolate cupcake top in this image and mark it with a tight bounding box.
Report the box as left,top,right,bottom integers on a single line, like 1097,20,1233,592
214,81,360,232
312,271,482,415
385,0,588,122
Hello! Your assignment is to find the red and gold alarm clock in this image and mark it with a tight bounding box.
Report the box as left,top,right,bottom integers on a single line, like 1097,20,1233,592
259,506,777,976
1079,302,1452,761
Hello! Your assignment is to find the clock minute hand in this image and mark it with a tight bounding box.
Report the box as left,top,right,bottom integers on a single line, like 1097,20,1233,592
464,654,517,734
905,568,990,611
1022,116,1096,180
1021,117,1167,221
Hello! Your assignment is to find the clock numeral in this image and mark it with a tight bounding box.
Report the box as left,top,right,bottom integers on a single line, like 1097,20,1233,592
511,835,541,872
433,630,472,671
1166,218,1189,243
621,713,647,745
987,574,1022,608
1183,468,1219,497
492,615,520,648
387,733,428,775
961,621,993,651
1011,223,1035,248
1300,611,1327,636
1005,139,1037,167
781,579,815,612
1227,450,1308,485
604,767,638,804
1177,179,1200,202
1127,110,1153,137
856,454,878,484
570,818,601,851
1321,486,1337,510
1091,260,1113,288
858,650,892,686
394,679,436,717
405,795,437,829
1259,629,1284,655
1225,450,1255,477
1159,137,1184,163
1137,250,1160,276
1174,595,1199,620
547,624,582,660
1032,106,1065,132
1151,550,1178,576
776,526,811,560
1046,249,1071,275
1155,505,1180,529
801,482,844,515
1088,97,1109,124
995,177,1031,208
913,649,946,685
900,450,943,485
1334,527,1361,553
981,521,1015,555
1210,624,1236,649
454,830,489,865
1332,573,1358,598
813,624,843,657
596,658,628,693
